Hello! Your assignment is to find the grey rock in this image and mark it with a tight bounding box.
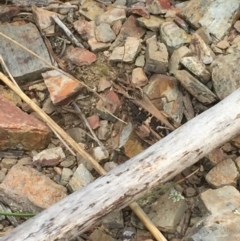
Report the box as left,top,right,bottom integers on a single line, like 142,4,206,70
144,35,168,74
60,168,73,186
95,23,116,43
160,22,191,53
102,211,124,229
211,53,240,99
68,164,94,192
180,56,211,84
1,158,17,169
175,70,217,105
205,159,238,188
135,55,145,67
79,0,104,21
66,127,86,143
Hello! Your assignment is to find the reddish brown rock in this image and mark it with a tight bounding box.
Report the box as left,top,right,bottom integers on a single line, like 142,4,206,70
65,47,97,66
0,96,51,151
0,165,67,209
87,115,100,130
42,70,84,105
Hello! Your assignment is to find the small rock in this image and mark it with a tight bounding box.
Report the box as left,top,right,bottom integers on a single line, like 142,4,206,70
211,53,240,99
102,211,124,229
205,159,238,188
33,147,65,167
65,47,97,66
60,167,73,186
129,2,150,18
131,67,148,87
109,37,141,63
104,161,118,172
60,158,75,168
96,90,121,122
0,96,51,151
144,74,184,123
66,127,86,143
180,56,211,84
110,15,145,50
161,21,191,53
1,158,17,169
96,6,126,25
73,19,95,40
68,164,94,192
207,148,225,166
195,26,212,45
87,114,100,130
98,120,111,141
175,70,217,105
112,19,122,35
137,15,165,32
98,78,112,92
216,40,229,50
79,0,104,21
95,22,116,43
135,55,145,67
42,70,84,105
234,20,240,33
146,0,171,14
184,187,197,197
92,146,109,162
190,33,215,64
169,46,191,75
88,38,111,52
0,165,67,210
144,35,168,74
119,122,147,158
42,97,56,114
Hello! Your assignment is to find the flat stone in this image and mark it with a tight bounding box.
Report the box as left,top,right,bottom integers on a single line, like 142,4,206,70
68,164,94,192
97,120,111,141
131,67,148,87
60,168,73,186
96,90,121,122
87,115,100,130
66,127,86,143
216,40,229,49
79,0,104,21
96,6,126,25
0,165,67,210
88,38,111,52
109,37,141,63
144,74,184,124
95,22,116,43
110,15,145,50
129,2,150,18
42,97,56,115
169,46,191,75
175,70,217,105
0,171,5,183
146,0,171,14
199,0,240,40
98,77,112,92
0,96,51,151
234,20,240,32
135,55,145,67
137,15,165,32
65,47,97,66
211,53,240,99
119,122,147,158
141,187,187,233
205,159,238,188
195,26,213,45
1,158,17,169
42,70,84,105
102,211,124,229
160,21,191,53
0,22,51,83
92,146,109,162
144,35,168,74
33,147,65,167
180,56,211,84
207,148,225,166
60,158,75,168
73,19,95,40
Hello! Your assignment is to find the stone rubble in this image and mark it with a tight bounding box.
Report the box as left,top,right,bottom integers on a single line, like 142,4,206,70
2,0,240,240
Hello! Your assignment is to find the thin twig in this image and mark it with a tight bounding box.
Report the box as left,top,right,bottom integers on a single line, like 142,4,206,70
52,15,84,48
72,101,105,149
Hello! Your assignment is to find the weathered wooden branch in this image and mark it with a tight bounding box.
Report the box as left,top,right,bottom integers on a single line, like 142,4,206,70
2,89,240,240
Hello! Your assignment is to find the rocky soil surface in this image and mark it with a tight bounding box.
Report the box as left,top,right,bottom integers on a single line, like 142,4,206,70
1,0,240,240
